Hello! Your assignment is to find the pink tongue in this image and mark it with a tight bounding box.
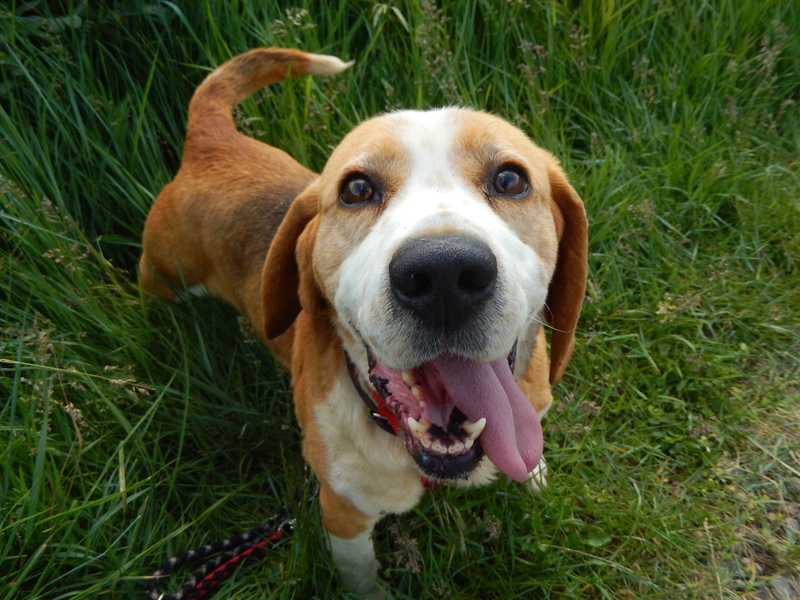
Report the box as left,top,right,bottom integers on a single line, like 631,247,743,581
434,354,543,482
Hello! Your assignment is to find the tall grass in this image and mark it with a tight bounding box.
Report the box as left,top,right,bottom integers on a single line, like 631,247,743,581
1,1,798,598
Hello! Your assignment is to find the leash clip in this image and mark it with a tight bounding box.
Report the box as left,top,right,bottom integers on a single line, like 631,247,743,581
278,517,295,535
271,508,295,535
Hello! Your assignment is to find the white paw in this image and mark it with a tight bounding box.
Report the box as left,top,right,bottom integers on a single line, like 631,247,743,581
328,530,385,597
526,457,548,493
186,283,209,297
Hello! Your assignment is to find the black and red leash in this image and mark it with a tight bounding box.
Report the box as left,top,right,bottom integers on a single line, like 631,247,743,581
146,482,442,599
146,509,294,600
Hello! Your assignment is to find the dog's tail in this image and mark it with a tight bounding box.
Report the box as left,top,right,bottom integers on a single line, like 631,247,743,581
186,48,352,140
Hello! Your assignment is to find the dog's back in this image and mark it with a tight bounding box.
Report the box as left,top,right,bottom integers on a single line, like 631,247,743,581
139,49,351,360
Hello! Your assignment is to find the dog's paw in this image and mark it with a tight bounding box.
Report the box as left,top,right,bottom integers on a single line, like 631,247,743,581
329,530,386,598
357,581,389,599
526,457,548,493
157,283,209,304
343,561,386,599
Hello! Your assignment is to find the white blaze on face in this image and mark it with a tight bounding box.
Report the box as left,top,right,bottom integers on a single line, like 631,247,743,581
334,108,551,368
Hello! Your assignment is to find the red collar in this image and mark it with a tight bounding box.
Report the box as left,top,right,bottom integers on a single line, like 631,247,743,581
345,353,401,435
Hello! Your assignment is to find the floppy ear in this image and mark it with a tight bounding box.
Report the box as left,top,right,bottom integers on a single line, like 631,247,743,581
545,165,588,385
261,183,323,339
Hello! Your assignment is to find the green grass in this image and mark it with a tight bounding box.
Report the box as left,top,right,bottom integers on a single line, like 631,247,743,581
1,1,798,598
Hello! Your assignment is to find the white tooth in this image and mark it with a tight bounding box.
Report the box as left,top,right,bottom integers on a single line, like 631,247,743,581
419,400,427,408
432,441,447,454
420,436,432,449
402,371,415,385
464,438,474,450
411,385,423,399
448,442,465,454
463,417,487,438
406,417,431,438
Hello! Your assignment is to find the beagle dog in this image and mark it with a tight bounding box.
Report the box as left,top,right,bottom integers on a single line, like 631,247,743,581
140,48,587,597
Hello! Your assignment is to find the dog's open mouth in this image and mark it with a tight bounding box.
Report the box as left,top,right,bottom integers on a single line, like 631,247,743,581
367,349,543,482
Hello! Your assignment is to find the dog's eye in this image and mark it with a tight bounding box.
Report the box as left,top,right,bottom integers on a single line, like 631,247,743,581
340,176,377,206
492,167,528,197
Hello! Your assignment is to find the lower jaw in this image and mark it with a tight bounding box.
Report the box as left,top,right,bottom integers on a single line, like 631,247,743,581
408,438,484,481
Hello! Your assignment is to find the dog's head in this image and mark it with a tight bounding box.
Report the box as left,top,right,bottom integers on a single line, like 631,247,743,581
262,108,587,483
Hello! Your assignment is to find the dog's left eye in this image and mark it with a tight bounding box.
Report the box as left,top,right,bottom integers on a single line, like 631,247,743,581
340,176,378,206
492,167,528,197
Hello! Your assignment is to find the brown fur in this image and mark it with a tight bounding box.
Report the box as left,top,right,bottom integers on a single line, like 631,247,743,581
140,48,588,589
140,48,337,366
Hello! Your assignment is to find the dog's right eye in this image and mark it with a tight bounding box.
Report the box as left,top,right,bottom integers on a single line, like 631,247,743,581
340,176,378,206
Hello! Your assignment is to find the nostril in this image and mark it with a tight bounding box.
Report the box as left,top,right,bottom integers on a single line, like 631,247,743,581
394,271,432,298
458,265,496,294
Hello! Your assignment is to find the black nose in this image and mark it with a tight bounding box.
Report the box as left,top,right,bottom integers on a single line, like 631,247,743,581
389,234,498,329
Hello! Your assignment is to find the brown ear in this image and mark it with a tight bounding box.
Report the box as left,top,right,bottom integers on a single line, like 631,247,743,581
261,183,322,339
545,165,588,385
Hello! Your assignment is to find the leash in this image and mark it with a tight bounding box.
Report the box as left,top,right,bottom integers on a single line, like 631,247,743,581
146,509,294,600
147,485,440,599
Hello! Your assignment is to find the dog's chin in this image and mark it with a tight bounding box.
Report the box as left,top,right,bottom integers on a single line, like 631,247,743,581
402,410,485,480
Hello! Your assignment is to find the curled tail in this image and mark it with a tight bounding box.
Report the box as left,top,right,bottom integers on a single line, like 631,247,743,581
186,47,352,139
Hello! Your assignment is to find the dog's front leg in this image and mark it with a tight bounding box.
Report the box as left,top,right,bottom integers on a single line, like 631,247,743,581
328,529,384,598
320,482,385,598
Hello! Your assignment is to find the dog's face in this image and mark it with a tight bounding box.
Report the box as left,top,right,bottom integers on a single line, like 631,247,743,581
263,108,587,483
